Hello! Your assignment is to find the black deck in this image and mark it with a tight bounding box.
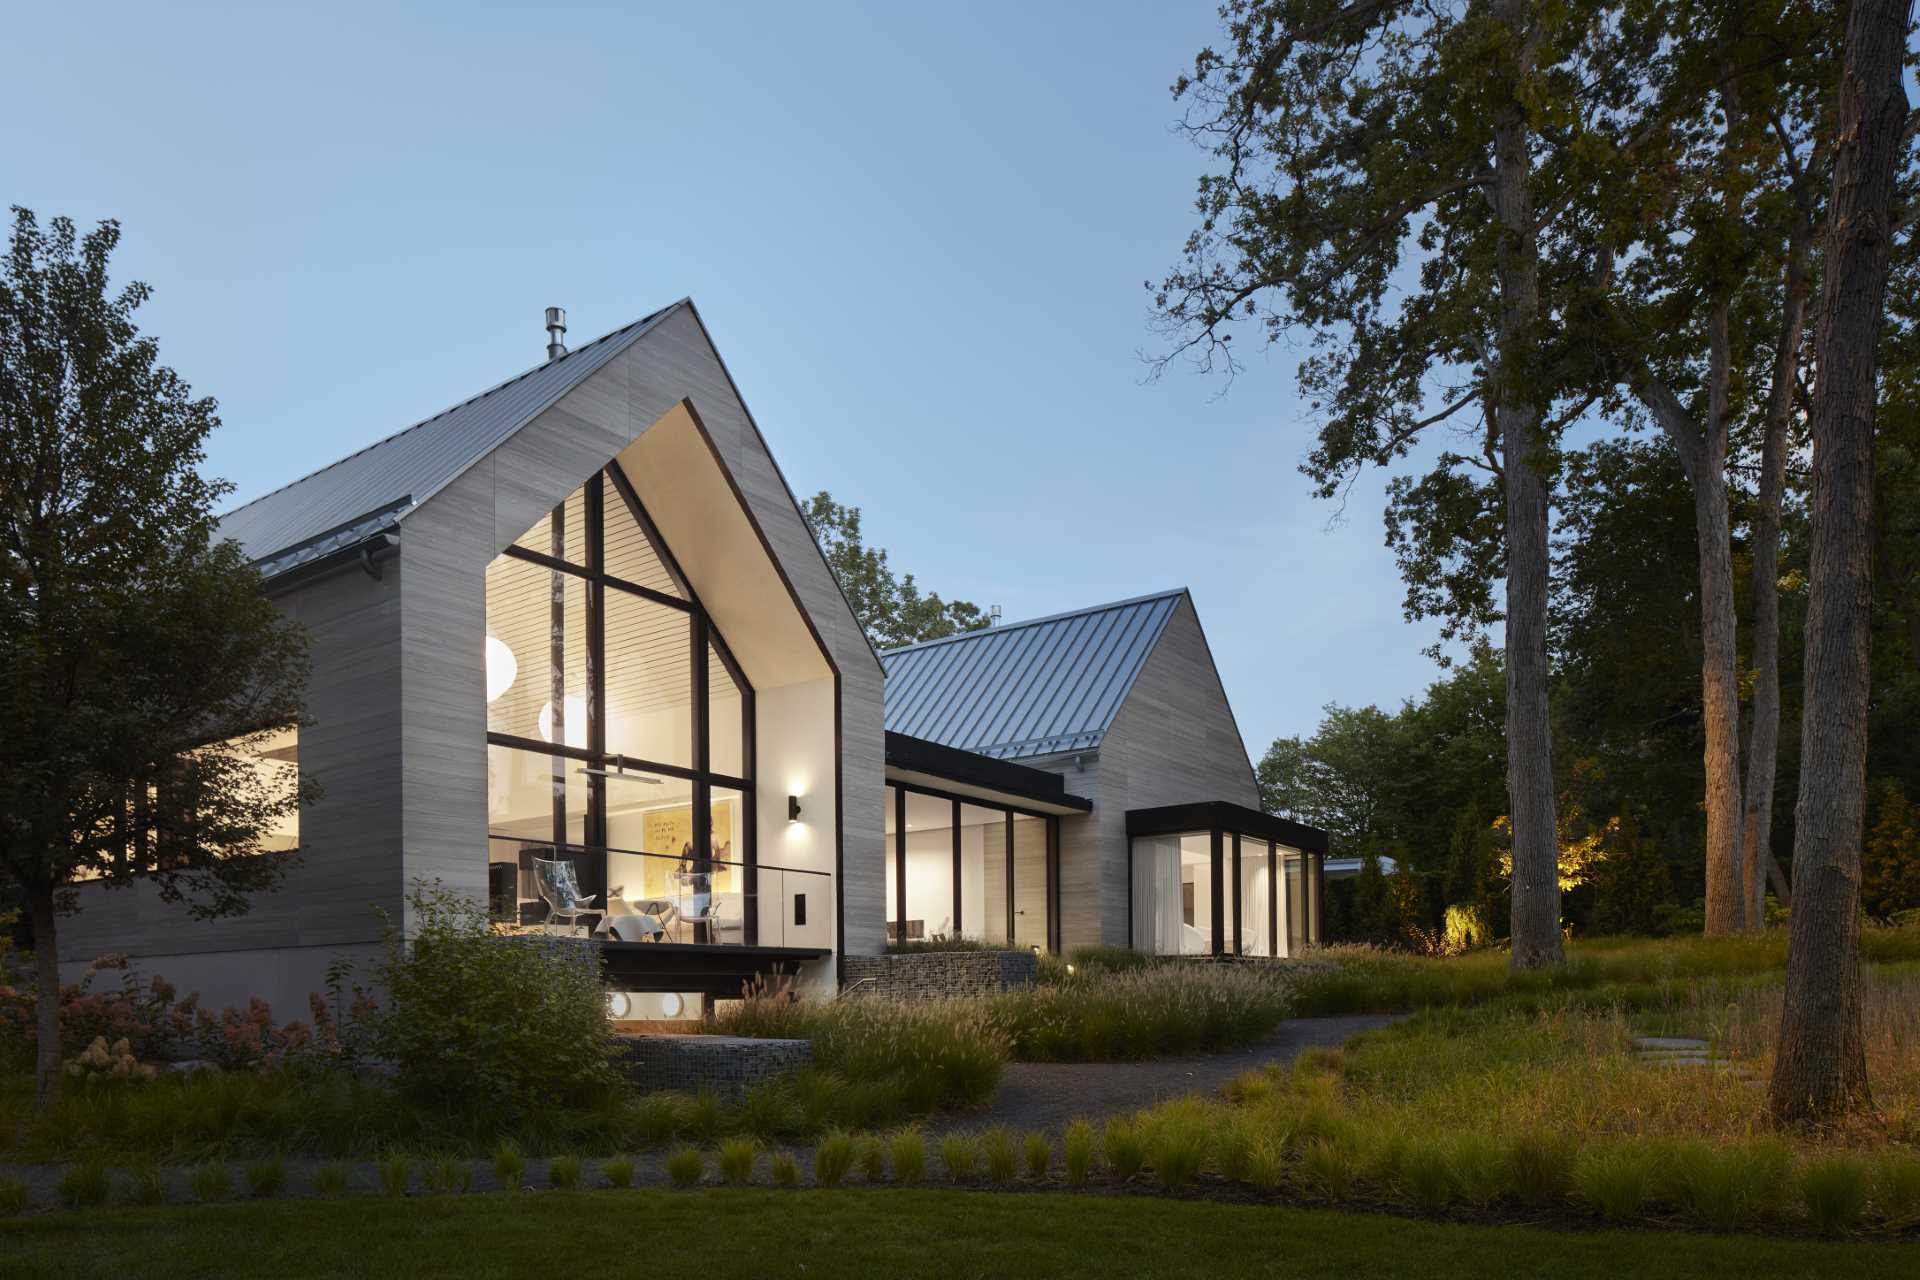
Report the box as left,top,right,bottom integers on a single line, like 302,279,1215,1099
598,940,830,997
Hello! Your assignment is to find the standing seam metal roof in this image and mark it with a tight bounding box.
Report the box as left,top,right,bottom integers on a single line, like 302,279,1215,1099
216,302,686,566
880,590,1185,759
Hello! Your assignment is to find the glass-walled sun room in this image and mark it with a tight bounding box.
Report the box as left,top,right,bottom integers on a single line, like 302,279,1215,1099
1127,805,1324,958
883,784,1057,953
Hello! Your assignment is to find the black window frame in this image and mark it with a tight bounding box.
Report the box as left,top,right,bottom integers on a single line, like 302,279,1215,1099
486,462,757,908
884,779,1060,954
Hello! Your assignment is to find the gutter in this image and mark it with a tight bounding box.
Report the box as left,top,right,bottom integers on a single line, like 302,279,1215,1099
260,531,400,597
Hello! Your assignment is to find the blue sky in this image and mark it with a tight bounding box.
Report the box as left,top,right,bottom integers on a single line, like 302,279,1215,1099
4,0,1451,751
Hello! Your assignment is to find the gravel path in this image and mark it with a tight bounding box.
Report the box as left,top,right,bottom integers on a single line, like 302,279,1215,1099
935,1014,1401,1134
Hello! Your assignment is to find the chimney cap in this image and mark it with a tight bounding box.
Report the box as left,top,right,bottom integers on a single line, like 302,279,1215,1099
544,307,568,361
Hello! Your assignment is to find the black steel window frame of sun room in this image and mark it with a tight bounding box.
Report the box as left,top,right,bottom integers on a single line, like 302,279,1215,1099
886,780,1062,955
486,462,758,936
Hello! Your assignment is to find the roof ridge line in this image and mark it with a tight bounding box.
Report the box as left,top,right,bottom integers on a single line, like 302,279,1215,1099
880,587,1188,656
220,301,688,520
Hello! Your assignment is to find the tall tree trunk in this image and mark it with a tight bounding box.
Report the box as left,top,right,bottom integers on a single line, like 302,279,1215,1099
29,884,63,1110
1741,216,1812,926
1491,0,1562,971
1768,0,1908,1127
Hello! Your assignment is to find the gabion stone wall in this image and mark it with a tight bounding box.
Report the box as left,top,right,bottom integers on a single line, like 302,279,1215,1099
616,1034,812,1099
839,950,1039,1001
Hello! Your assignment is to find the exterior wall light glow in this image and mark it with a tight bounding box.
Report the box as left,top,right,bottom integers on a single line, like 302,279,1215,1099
788,794,803,822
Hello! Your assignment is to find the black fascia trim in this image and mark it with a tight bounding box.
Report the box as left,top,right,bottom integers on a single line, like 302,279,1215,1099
1124,800,1329,854
884,732,1092,812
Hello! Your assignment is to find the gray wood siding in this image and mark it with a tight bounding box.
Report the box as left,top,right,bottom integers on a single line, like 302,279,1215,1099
1035,596,1260,948
60,559,405,961
395,306,885,960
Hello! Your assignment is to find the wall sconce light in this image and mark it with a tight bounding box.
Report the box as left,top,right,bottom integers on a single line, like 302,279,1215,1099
788,794,803,822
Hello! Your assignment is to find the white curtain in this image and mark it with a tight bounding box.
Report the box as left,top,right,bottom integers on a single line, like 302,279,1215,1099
1131,836,1186,955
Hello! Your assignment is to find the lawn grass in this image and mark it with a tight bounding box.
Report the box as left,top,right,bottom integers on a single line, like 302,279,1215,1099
0,1188,1909,1279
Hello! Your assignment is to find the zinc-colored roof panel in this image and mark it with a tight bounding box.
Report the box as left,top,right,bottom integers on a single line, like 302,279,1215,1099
880,590,1184,759
217,303,684,565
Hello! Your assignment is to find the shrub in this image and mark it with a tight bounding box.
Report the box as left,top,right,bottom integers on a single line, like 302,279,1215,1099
814,1130,854,1187
665,1147,703,1188
1062,1120,1094,1185
601,1156,635,1189
492,1140,527,1189
856,1134,888,1182
371,884,622,1117
313,1163,350,1197
377,1153,413,1198
1103,1118,1145,1180
547,1155,582,1189
127,1160,168,1205
889,1129,927,1184
56,1160,110,1209
940,1132,980,1182
244,1156,287,1198
1022,1132,1051,1180
1504,1129,1576,1208
1574,1147,1652,1223
718,1138,758,1186
1296,1138,1355,1201
423,1155,472,1194
0,1176,29,1215
769,1151,801,1187
1875,1154,1920,1227
190,1163,231,1202
982,1127,1017,1183
1799,1155,1871,1237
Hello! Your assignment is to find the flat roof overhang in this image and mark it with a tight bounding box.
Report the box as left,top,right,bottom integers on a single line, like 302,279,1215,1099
1126,800,1330,854
884,731,1093,816
599,941,830,998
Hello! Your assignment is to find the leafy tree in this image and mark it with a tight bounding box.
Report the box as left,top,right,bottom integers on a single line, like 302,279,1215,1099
1861,785,1920,923
1582,811,1677,938
0,209,314,1108
801,491,991,649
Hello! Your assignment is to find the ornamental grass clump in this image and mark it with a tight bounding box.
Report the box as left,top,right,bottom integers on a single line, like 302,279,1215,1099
56,1160,110,1209
856,1134,887,1182
1574,1147,1653,1223
1397,1140,1455,1212
189,1163,231,1203
814,1130,854,1187
547,1155,582,1189
991,964,1300,1062
127,1160,168,1206
1659,1140,1789,1233
1102,1117,1145,1181
244,1156,287,1198
718,1138,758,1186
889,1129,927,1184
629,1093,680,1148
1022,1132,1051,1180
1296,1138,1355,1201
1798,1154,1871,1237
1875,1154,1920,1227
423,1154,472,1194
600,1156,635,1189
0,1176,28,1216
982,1127,1017,1183
1503,1129,1576,1209
664,1147,703,1188
1145,1120,1207,1190
312,1163,350,1198
377,1153,413,1198
492,1140,527,1189
940,1132,980,1182
769,1151,800,1187
1062,1120,1094,1186
1446,1133,1506,1209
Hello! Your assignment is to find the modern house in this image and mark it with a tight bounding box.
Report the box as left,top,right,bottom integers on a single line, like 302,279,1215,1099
60,303,1324,1015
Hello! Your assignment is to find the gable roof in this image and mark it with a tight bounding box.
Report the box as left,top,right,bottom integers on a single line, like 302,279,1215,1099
218,302,686,572
880,589,1186,760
